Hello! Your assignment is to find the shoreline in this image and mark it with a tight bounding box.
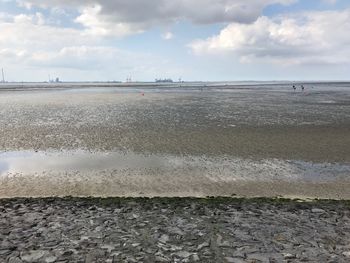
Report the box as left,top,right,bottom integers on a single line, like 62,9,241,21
2,195,350,203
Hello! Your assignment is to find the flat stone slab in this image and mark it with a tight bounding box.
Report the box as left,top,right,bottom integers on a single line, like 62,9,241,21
0,197,350,262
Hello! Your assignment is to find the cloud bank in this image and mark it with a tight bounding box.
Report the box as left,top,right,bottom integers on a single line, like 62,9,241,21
0,11,173,80
190,9,350,65
19,0,295,36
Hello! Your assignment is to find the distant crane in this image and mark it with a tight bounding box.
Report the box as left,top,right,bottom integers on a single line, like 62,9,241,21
126,76,132,83
1,68,5,83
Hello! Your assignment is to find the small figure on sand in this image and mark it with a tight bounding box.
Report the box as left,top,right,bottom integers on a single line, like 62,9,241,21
293,85,296,91
301,85,305,91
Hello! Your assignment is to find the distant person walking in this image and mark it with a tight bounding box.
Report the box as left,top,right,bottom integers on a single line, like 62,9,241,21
301,85,305,91
293,85,296,91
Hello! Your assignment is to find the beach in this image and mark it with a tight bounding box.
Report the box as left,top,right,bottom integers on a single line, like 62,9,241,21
1,82,350,262
2,0,350,261
0,82,349,199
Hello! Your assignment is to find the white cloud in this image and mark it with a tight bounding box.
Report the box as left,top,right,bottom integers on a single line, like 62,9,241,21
30,46,154,70
322,0,337,4
74,5,144,37
12,12,45,25
0,10,185,81
0,48,28,61
0,11,102,51
189,9,350,65
18,0,295,36
162,31,173,40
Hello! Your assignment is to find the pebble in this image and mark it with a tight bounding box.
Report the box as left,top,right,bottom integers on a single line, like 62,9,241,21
311,208,325,213
8,258,23,263
101,244,115,253
155,255,169,262
197,242,210,250
342,251,350,257
159,234,170,243
192,254,200,261
174,251,192,258
225,257,244,263
21,250,48,262
44,256,57,263
283,253,296,259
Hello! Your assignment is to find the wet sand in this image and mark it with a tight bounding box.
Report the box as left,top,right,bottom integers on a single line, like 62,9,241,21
0,82,349,198
0,151,350,199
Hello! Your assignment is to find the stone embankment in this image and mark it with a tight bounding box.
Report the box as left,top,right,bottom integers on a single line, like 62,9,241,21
1,197,350,262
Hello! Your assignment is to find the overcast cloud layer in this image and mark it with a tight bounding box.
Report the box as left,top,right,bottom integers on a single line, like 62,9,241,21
0,0,349,81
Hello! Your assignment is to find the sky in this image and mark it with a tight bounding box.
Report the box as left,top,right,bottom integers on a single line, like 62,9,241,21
0,0,350,82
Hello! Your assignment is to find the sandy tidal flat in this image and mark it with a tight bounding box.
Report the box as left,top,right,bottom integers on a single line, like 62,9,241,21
0,82,349,198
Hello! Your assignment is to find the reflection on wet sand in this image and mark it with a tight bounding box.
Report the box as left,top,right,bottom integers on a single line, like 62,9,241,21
0,150,350,199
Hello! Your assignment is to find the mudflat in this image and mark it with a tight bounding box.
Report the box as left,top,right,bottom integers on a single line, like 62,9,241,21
0,83,349,162
0,82,350,198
